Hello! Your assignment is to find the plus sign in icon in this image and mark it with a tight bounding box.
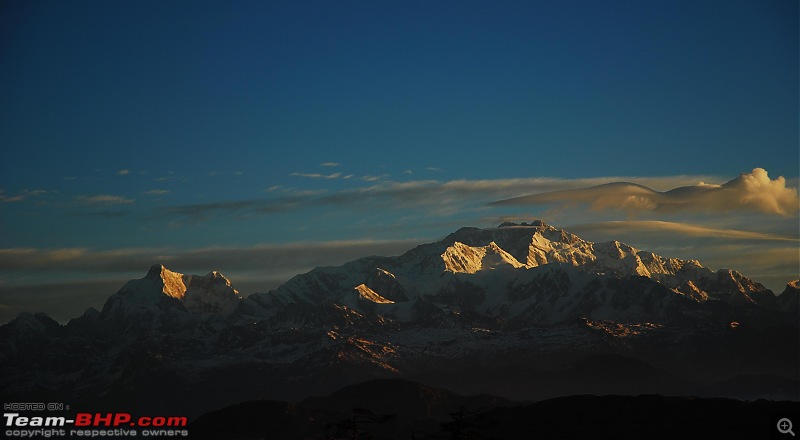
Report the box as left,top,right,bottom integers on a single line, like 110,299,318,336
778,418,795,437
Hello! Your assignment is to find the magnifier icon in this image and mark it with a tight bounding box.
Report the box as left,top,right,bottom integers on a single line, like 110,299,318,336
778,418,795,436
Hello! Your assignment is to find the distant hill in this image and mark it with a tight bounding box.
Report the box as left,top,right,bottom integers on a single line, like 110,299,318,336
190,378,800,439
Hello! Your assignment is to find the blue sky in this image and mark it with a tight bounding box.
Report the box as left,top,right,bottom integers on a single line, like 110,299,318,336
1,0,798,322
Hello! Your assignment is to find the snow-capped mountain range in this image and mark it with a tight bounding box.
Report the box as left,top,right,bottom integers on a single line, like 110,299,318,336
247,221,784,324
1,222,797,416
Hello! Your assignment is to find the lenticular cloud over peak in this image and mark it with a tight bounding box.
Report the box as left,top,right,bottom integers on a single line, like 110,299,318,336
492,168,799,217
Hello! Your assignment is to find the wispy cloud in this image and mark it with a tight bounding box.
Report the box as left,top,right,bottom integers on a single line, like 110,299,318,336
0,247,153,271
361,174,389,182
154,171,180,182
208,171,244,177
143,189,170,196
159,190,334,220
163,199,276,219
491,168,799,217
568,220,798,243
319,162,340,167
117,169,130,176
291,172,342,179
160,174,724,221
0,189,47,203
76,195,135,205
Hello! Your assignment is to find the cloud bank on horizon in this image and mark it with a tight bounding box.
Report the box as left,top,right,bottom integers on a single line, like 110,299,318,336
492,168,799,217
153,169,798,223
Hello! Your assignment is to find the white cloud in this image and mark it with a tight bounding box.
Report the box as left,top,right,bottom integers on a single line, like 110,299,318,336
319,162,340,167
492,168,799,217
724,168,799,216
117,169,130,176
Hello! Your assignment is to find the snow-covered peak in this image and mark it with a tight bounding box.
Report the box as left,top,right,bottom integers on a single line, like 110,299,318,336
106,264,241,317
146,264,188,299
182,269,242,316
437,224,712,282
112,264,187,306
441,241,524,274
